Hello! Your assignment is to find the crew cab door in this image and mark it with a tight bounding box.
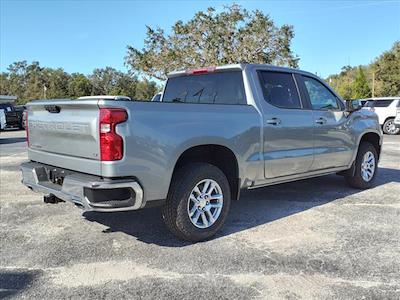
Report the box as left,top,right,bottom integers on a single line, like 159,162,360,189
257,71,314,179
299,75,353,170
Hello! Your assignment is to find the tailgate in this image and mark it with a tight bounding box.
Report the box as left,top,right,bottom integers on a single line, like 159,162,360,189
28,100,100,160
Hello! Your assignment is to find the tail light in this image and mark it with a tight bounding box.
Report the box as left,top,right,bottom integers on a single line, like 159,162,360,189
99,108,127,161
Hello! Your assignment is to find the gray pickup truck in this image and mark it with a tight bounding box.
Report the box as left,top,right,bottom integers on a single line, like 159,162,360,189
21,64,382,241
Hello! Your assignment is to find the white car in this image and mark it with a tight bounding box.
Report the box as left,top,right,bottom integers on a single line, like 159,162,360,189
394,107,400,129
0,108,5,130
361,97,400,135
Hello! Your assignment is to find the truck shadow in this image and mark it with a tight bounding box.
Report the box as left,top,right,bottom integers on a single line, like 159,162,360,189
0,269,41,298
0,137,26,145
83,167,399,247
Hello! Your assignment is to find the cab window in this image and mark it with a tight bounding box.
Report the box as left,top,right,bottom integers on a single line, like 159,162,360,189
302,76,340,110
258,71,302,109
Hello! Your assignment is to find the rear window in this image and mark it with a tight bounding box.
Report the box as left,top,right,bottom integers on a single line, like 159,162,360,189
162,71,246,105
0,104,13,111
365,100,393,107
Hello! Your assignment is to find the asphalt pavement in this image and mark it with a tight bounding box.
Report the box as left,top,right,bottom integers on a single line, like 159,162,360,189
1,129,399,299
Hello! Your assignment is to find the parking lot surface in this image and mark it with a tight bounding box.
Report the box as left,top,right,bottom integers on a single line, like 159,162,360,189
1,130,399,299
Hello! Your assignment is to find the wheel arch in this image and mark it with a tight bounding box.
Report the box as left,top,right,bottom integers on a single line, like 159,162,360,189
383,116,395,125
358,131,382,160
340,131,382,178
170,144,241,201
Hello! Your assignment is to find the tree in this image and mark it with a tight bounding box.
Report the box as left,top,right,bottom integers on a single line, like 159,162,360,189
328,66,356,99
68,73,92,97
0,73,10,95
110,73,139,99
373,41,400,96
125,4,299,80
1,61,161,103
135,79,158,100
327,41,400,98
89,67,142,99
6,61,28,99
90,67,121,95
43,68,70,99
352,67,371,99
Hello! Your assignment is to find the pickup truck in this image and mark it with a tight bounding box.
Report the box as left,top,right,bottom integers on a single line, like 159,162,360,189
21,64,383,241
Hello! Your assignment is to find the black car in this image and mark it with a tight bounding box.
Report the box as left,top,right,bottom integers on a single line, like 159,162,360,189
14,105,27,128
0,103,24,130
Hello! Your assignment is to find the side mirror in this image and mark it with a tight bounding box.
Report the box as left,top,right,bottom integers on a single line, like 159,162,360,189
345,100,362,112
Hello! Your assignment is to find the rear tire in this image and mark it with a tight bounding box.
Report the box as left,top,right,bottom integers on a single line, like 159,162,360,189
383,118,400,135
162,162,231,242
345,142,378,189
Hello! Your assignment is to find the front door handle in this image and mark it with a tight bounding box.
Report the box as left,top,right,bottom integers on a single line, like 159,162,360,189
315,117,327,125
266,118,281,125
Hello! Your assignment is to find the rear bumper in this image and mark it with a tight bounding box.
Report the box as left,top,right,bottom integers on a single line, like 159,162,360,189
20,162,145,212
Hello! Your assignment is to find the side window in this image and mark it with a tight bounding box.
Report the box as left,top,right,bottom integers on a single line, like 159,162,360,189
374,100,393,107
162,71,246,105
258,71,301,109
303,76,340,110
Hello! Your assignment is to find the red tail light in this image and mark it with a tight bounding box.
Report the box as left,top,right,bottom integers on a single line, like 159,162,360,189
99,108,127,161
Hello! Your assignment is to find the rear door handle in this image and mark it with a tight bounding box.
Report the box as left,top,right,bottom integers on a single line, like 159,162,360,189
266,118,281,125
315,117,327,125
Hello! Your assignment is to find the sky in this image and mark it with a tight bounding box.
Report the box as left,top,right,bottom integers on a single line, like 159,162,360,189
1,0,399,78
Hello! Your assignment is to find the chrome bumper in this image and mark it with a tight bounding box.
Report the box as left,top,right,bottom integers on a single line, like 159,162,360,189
20,162,145,212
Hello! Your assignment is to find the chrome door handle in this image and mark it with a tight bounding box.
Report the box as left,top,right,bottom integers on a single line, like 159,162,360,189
266,118,281,125
315,117,327,125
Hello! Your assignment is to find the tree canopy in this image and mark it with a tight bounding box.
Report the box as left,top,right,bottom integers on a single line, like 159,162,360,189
327,41,400,99
0,61,159,104
125,4,299,80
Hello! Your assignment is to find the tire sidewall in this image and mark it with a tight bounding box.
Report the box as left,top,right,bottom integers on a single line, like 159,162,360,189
383,119,400,135
353,143,378,188
173,163,231,241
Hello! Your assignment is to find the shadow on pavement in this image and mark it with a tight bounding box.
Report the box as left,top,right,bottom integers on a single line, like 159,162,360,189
0,270,41,298
83,167,399,247
0,137,26,145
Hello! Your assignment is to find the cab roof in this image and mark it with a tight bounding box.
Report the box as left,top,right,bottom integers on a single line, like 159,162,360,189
167,63,316,78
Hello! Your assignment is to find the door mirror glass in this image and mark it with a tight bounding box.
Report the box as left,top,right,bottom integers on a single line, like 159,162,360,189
345,100,362,112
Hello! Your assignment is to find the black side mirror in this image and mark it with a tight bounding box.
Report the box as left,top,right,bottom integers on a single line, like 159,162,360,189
345,100,362,112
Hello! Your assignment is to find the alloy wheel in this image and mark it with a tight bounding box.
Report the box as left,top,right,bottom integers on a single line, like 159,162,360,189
187,179,223,229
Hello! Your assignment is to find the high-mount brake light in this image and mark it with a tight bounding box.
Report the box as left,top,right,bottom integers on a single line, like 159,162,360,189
186,67,216,75
99,108,128,161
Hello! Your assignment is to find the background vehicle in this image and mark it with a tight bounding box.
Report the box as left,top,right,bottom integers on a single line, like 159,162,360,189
361,97,400,135
14,105,26,129
394,107,400,129
0,109,5,130
0,102,22,130
21,64,382,241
